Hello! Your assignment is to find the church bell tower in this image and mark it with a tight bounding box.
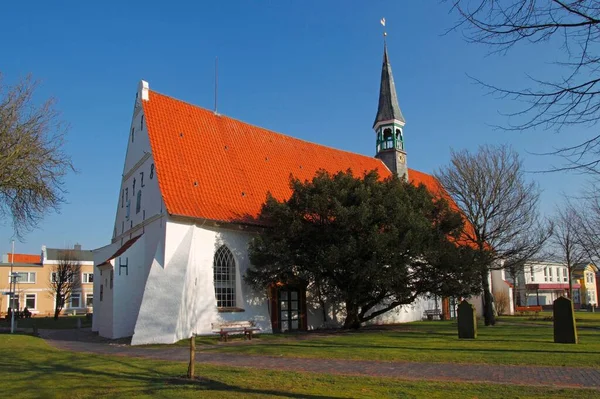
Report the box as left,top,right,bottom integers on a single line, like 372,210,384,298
373,42,407,180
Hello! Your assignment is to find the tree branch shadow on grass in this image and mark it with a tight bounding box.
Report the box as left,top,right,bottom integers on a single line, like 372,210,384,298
0,348,343,399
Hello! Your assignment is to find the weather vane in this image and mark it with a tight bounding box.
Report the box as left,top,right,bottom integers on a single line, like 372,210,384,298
380,17,387,38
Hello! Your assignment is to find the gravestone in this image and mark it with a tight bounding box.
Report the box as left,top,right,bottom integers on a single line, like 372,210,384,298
457,300,477,339
553,296,578,344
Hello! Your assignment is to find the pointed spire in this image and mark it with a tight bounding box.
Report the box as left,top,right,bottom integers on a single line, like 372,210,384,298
373,43,405,128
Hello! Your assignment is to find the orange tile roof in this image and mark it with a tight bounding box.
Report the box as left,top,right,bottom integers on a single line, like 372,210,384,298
143,91,446,224
7,253,41,264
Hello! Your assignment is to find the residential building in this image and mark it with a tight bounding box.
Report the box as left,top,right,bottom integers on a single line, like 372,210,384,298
92,43,469,345
509,261,580,308
572,263,598,307
0,245,94,317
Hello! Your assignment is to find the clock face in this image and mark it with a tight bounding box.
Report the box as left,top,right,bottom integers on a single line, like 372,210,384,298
398,154,405,164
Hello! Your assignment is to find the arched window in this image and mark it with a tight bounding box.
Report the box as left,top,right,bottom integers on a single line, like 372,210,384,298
213,246,236,308
395,129,403,150
383,128,393,149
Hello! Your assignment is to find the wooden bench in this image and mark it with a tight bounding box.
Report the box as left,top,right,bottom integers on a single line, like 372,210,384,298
515,306,543,315
424,309,442,320
211,321,260,342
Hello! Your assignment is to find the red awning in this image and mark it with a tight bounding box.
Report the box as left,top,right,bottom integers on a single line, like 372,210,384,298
527,283,581,290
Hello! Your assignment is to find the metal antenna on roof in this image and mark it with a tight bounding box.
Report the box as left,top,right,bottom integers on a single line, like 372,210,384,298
214,56,219,115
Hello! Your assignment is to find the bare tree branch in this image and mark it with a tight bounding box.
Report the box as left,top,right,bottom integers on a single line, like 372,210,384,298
0,73,75,239
435,144,551,325
48,248,81,320
448,1,600,173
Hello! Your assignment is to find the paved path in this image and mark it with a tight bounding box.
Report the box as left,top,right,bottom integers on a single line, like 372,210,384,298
40,329,600,389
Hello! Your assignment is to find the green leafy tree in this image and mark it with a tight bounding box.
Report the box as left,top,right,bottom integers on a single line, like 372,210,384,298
246,169,480,329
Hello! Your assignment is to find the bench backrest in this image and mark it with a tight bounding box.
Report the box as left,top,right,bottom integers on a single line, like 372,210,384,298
212,321,255,330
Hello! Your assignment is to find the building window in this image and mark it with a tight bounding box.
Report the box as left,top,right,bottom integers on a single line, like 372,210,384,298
136,190,142,214
110,270,114,289
100,285,104,301
126,200,131,220
121,189,124,208
563,268,568,282
141,115,144,130
70,293,81,308
131,127,135,143
549,267,553,282
530,266,535,281
51,272,74,283
82,273,94,283
86,294,93,308
140,172,145,187
150,163,155,179
133,177,136,193
544,267,548,282
10,272,36,283
213,245,236,309
25,294,36,310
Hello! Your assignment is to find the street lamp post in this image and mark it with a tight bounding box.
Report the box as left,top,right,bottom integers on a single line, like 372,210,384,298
9,240,16,334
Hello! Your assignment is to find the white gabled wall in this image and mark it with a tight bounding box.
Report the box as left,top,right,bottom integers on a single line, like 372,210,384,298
113,80,165,245
94,80,168,339
131,218,273,345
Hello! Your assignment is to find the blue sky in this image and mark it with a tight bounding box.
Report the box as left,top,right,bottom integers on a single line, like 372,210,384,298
0,1,590,254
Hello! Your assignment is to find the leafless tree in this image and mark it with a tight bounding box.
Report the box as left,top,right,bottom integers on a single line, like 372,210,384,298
435,144,551,325
0,73,75,239
49,248,81,320
567,186,600,263
448,1,600,173
550,204,588,298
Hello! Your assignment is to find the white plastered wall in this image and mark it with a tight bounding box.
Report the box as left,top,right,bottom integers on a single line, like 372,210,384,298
131,218,273,345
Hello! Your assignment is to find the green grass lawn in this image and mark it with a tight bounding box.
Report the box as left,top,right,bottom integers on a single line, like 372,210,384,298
0,315,91,329
0,334,597,398
184,317,600,368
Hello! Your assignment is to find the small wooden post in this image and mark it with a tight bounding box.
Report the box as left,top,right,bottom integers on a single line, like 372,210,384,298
187,334,196,379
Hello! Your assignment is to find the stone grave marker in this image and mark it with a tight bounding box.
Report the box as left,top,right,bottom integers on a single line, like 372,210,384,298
553,296,578,344
457,300,477,339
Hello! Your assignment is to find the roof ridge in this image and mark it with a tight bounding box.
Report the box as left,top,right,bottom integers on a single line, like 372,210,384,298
148,89,391,168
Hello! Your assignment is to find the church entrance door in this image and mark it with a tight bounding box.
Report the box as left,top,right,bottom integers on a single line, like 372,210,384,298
268,283,308,333
278,289,301,332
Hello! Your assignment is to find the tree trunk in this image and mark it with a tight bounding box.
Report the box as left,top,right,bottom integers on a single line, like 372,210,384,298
54,293,61,320
343,302,361,329
481,271,496,326
568,266,573,300
187,335,195,379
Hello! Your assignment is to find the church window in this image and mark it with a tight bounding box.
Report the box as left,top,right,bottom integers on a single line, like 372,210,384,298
150,164,155,179
133,178,136,193
213,245,236,309
136,190,142,214
131,127,135,143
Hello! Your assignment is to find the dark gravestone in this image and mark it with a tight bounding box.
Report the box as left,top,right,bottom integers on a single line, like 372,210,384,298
457,300,477,339
553,296,578,344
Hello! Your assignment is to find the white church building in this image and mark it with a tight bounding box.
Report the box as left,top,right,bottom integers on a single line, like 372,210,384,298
92,44,449,345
